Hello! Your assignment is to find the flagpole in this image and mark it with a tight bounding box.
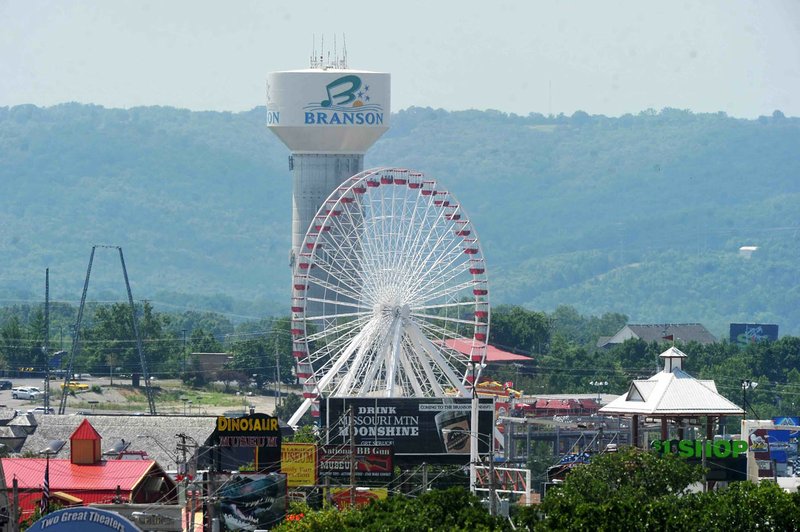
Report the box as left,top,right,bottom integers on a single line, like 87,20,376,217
40,454,50,516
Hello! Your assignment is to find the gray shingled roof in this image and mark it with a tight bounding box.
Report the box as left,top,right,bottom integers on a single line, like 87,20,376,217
19,414,218,470
600,323,717,348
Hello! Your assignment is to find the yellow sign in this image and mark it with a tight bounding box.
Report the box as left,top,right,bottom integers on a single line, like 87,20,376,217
217,416,279,432
281,443,317,487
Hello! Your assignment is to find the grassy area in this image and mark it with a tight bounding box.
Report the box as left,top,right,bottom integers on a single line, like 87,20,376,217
70,384,250,409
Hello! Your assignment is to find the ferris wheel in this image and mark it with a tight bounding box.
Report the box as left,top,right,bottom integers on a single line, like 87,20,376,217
288,168,490,426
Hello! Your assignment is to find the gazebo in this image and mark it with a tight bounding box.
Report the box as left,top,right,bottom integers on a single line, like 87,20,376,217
600,346,744,446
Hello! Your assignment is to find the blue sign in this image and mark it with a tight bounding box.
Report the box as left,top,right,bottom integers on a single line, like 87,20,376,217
27,507,140,532
730,323,779,346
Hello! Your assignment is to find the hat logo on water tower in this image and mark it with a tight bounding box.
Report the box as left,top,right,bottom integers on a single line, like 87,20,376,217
304,75,384,125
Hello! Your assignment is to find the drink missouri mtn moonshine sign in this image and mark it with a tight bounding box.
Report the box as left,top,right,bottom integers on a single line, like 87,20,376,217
211,413,282,473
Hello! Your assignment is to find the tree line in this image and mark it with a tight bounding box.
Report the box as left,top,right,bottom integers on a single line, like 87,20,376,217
1,301,798,423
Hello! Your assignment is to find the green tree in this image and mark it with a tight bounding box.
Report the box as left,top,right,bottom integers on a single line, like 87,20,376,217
275,487,508,531
0,316,28,370
275,393,312,425
189,328,224,353
530,447,705,530
490,305,550,354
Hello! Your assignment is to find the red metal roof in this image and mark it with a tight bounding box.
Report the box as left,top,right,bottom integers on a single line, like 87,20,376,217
71,418,101,441
1,458,155,491
443,338,533,363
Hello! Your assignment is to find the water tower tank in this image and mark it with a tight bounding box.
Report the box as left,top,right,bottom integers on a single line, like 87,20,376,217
266,68,391,263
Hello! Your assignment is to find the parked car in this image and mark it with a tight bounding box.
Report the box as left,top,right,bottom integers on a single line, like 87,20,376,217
28,406,55,415
11,387,40,400
61,381,89,391
0,380,12,390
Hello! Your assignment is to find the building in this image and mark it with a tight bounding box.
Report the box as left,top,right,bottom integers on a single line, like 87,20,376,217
597,323,717,348
599,346,743,446
19,413,218,471
191,352,232,380
3,419,177,522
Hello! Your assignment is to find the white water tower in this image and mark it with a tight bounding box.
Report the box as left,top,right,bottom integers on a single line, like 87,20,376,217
266,53,390,265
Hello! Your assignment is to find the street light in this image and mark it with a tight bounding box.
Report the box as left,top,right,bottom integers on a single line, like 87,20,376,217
589,380,609,402
741,379,758,417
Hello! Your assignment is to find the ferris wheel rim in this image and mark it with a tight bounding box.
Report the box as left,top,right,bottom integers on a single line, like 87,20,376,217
290,167,490,417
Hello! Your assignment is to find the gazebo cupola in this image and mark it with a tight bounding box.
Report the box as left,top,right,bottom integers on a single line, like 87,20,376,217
660,346,687,373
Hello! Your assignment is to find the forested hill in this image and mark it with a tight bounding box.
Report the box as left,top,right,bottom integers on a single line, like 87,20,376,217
1,104,798,335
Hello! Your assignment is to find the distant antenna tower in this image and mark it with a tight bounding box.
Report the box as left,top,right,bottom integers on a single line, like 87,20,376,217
58,246,156,415
309,33,348,69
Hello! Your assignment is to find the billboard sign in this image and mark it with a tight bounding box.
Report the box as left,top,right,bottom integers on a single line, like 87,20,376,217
281,443,317,487
90,504,182,531
27,508,140,532
216,472,287,531
321,397,494,461
319,445,393,479
748,428,774,477
730,323,779,346
211,413,282,473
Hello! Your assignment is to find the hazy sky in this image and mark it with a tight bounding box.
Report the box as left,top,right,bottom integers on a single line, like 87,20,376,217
1,0,798,117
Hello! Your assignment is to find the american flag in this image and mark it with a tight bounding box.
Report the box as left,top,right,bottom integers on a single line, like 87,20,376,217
40,455,50,514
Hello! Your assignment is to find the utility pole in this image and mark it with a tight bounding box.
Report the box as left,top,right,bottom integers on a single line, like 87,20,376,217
275,339,281,407
0,453,11,532
11,479,18,532
489,445,496,517
43,269,50,413
701,437,707,493
349,406,356,508
421,462,428,493
182,329,187,381
273,335,281,407
469,362,479,495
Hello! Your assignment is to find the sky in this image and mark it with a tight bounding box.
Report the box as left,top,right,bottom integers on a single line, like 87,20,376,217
1,0,798,118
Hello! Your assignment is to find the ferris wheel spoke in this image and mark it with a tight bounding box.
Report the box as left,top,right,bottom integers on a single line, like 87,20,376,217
398,215,458,286
414,300,477,311
412,279,478,308
408,237,473,296
383,315,405,396
313,325,372,393
411,313,477,326
388,190,428,290
308,274,366,304
397,341,425,396
311,249,376,303
304,313,372,343
406,321,468,396
415,318,468,344
301,305,372,320
404,331,445,396
333,319,382,395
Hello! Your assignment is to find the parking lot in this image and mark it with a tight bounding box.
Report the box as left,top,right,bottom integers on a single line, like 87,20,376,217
0,375,285,417
0,375,96,414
